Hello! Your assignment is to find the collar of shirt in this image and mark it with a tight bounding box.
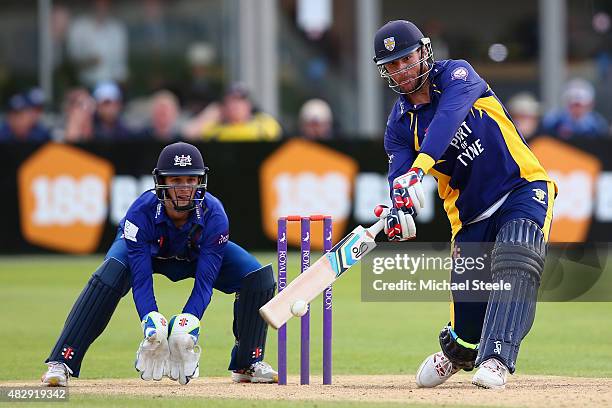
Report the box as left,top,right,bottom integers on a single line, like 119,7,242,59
396,86,434,120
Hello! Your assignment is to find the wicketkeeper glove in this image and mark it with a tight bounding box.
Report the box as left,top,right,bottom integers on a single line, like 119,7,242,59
375,204,417,241
135,311,170,381
392,168,425,216
167,313,202,385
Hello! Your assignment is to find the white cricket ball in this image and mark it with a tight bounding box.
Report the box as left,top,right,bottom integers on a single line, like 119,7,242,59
291,300,309,317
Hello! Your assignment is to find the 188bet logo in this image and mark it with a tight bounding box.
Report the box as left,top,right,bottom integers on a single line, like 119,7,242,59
31,175,106,225
259,139,358,249
18,144,114,253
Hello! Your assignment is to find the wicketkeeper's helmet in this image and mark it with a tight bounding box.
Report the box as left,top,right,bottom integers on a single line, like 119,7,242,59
152,142,209,212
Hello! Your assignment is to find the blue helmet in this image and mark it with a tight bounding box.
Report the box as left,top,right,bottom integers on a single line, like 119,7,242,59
373,20,434,94
152,142,209,212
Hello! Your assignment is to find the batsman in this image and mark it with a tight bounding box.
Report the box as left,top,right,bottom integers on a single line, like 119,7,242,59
372,20,556,389
41,142,278,386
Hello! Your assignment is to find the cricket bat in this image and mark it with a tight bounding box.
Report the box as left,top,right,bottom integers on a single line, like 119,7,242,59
259,214,387,329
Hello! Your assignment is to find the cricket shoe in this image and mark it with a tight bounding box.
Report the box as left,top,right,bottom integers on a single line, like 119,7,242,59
231,361,278,383
41,362,72,387
415,351,460,388
472,358,508,389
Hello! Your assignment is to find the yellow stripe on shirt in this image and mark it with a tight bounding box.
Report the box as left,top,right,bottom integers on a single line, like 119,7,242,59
543,181,556,242
429,168,462,239
414,115,420,151
473,96,551,183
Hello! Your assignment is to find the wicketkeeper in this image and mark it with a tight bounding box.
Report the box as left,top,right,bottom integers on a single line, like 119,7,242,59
42,142,278,386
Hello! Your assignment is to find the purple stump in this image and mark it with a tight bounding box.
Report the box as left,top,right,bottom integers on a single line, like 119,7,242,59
277,217,288,385
300,217,311,385
323,216,333,385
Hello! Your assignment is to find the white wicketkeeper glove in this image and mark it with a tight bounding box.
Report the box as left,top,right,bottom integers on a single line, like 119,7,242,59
167,313,202,385
135,311,170,381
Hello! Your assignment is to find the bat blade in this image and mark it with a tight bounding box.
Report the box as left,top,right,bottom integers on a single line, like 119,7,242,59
259,219,385,329
259,255,336,329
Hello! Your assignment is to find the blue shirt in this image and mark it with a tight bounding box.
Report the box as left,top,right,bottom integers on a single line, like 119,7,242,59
119,190,229,320
384,59,554,238
0,121,52,142
542,109,609,139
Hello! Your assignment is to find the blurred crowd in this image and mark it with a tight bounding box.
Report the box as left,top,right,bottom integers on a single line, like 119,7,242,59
0,81,337,143
507,78,610,141
2,77,609,144
0,0,337,143
0,0,610,143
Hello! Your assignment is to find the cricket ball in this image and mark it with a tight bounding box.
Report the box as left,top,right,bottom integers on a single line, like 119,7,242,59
290,300,309,317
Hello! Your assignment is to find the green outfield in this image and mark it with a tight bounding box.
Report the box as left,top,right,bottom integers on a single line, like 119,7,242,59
1,254,611,407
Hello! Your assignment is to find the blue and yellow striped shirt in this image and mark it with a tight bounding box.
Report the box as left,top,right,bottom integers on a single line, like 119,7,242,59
384,59,555,238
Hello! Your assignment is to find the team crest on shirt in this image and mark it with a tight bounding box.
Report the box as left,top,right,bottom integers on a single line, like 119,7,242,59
451,66,469,81
532,188,546,205
384,37,395,51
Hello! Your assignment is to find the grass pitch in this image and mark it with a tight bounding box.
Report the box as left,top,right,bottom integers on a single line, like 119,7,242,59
0,253,611,406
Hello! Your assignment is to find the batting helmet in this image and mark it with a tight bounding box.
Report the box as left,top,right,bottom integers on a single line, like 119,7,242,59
373,20,434,94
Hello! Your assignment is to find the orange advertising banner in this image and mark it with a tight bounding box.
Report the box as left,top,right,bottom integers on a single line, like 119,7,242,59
259,139,358,249
18,143,115,253
530,137,602,242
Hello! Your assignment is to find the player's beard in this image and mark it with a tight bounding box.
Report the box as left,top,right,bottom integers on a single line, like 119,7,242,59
397,76,419,93
397,63,429,94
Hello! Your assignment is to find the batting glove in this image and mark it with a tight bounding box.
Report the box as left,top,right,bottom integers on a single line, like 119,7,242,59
392,168,425,216
167,313,202,385
375,205,417,241
135,311,170,381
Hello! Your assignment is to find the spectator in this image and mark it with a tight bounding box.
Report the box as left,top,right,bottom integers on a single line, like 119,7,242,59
507,92,541,140
183,42,218,115
51,4,71,69
298,98,333,139
67,0,128,87
92,81,133,140
183,83,282,142
542,78,609,139
25,87,47,125
0,92,52,143
139,90,182,141
141,0,169,52
58,88,96,142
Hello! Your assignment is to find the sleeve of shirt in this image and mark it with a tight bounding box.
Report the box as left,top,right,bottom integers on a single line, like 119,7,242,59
182,213,229,320
412,60,488,173
123,213,158,320
384,120,416,194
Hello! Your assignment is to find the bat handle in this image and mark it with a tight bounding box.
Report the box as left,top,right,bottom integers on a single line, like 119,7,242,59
367,205,390,238
366,218,385,238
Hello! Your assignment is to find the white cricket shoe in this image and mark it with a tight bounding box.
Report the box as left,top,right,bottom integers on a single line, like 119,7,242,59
41,362,72,387
231,361,278,383
415,351,460,388
472,358,508,389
